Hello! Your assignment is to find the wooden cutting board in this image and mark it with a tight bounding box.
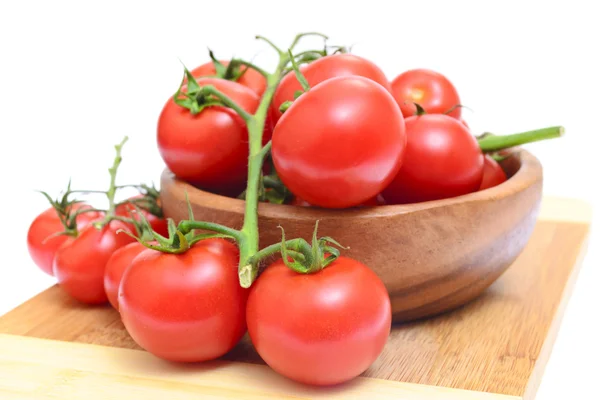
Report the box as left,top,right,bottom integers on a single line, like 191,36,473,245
0,196,591,400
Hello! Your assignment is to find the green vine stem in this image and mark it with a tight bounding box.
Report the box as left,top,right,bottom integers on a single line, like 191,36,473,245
478,126,564,152
93,136,128,229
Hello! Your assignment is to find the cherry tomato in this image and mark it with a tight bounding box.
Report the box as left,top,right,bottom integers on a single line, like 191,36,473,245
246,257,391,386
191,60,267,97
115,196,169,237
272,76,406,209
390,69,461,119
157,78,261,195
104,241,148,310
271,54,391,123
52,220,136,304
479,155,507,190
27,204,102,276
382,114,484,204
119,239,248,362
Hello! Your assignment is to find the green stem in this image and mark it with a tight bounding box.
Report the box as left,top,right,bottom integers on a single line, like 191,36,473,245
478,126,564,152
234,59,269,78
94,136,128,228
177,220,243,242
255,35,284,55
238,56,290,288
247,238,312,266
201,86,252,122
289,32,329,50
287,49,310,92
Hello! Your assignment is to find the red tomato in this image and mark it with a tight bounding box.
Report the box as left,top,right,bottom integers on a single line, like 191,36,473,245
479,155,507,190
104,241,148,310
272,76,406,209
271,54,391,123
118,239,248,362
115,196,169,237
157,78,261,195
382,114,484,204
27,204,102,276
191,60,267,97
246,257,391,386
52,221,136,304
390,69,461,119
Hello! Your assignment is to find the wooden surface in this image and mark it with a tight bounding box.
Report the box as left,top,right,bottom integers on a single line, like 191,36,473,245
0,196,591,399
161,150,544,321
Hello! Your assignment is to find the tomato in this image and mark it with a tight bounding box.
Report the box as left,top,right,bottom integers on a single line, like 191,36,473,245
390,69,461,119
118,239,248,362
191,60,267,97
27,204,102,276
479,155,507,190
382,114,484,204
246,257,391,386
272,76,406,209
115,196,169,237
271,53,391,123
52,221,136,304
104,241,148,310
157,78,261,195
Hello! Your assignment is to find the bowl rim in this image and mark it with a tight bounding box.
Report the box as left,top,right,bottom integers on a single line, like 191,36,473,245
161,149,543,221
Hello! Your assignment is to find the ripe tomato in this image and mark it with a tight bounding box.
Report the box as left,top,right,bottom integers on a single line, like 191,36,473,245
382,114,484,204
118,239,248,362
479,155,507,190
27,204,102,276
52,221,136,304
191,60,267,97
390,69,461,119
104,241,148,310
246,257,391,386
157,78,261,195
272,76,406,209
271,53,391,123
115,196,168,237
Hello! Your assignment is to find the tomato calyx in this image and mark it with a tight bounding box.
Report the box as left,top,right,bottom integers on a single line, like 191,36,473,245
174,69,253,121
37,181,94,240
240,221,346,286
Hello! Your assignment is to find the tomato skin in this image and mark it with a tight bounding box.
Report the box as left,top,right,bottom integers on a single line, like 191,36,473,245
115,196,169,237
104,241,148,310
157,78,260,195
118,239,248,362
246,257,391,386
479,155,507,190
271,54,391,123
27,204,102,276
390,69,461,119
290,195,383,208
52,221,136,304
191,60,267,97
382,114,484,204
272,76,406,209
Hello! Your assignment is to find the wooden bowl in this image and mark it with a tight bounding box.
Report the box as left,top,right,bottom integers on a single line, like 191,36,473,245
160,150,543,322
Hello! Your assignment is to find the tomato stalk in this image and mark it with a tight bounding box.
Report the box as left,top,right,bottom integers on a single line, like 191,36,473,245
169,32,334,287
93,136,129,229
478,126,564,152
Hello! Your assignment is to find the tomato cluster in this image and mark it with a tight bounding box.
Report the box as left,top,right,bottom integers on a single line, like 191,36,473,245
26,32,560,389
158,53,511,210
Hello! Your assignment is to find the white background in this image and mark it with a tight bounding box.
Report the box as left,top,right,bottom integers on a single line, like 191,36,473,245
0,1,598,398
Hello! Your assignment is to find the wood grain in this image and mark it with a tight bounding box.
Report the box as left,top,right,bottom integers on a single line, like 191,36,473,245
0,197,590,398
160,150,544,322
0,334,519,400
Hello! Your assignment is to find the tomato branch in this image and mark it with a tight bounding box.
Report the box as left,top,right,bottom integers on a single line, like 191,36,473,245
93,136,128,229
478,126,564,152
232,59,269,78
199,86,253,122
